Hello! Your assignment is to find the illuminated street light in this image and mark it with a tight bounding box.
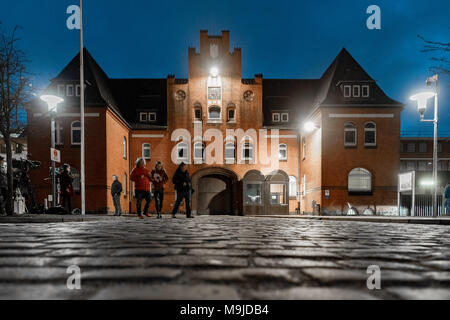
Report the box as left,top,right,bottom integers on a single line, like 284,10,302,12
40,95,64,112
410,74,439,217
40,94,64,209
304,121,317,132
210,67,219,77
421,180,434,187
410,91,435,118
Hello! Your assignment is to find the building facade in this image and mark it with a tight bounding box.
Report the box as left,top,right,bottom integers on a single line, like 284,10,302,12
27,30,412,216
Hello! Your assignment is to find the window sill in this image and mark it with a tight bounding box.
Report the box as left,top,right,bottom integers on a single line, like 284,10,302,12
225,159,236,164
227,120,236,124
193,121,202,124
344,145,357,148
207,120,222,124
364,144,377,149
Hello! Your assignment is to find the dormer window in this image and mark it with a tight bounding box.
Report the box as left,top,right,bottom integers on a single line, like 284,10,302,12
352,85,360,98
76,85,81,97
66,85,74,96
281,113,289,122
272,113,280,123
149,112,157,122
362,85,370,97
140,112,148,122
139,112,157,123
343,85,351,98
57,85,65,97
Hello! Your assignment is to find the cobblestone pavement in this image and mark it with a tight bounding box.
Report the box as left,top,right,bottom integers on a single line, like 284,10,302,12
0,216,450,300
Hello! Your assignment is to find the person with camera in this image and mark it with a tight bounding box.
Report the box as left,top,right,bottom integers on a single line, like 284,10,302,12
0,156,7,216
58,164,74,214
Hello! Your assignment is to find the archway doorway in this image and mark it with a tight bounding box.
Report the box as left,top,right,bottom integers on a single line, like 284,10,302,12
191,167,239,215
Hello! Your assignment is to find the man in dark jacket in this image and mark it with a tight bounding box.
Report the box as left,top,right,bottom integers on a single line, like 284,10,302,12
111,175,123,216
171,162,193,219
0,156,7,216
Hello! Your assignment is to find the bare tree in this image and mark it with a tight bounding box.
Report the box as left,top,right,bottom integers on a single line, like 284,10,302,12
418,34,450,76
0,24,31,215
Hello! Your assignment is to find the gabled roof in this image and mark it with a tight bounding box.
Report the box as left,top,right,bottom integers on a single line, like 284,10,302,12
42,49,168,129
263,48,404,126
314,48,403,107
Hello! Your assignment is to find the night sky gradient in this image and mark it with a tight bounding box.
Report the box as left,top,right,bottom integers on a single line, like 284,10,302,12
1,0,449,136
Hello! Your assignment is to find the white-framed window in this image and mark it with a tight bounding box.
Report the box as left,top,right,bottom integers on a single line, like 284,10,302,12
362,85,370,97
225,142,236,163
194,142,205,163
343,85,351,98
123,137,127,159
353,85,360,98
344,122,357,147
71,121,81,145
279,144,287,161
66,84,74,96
140,112,148,122
272,112,280,122
348,168,372,193
242,142,254,161
76,85,81,97
208,106,221,120
281,113,289,122
149,112,157,122
419,143,427,153
123,173,127,198
55,122,64,146
142,143,151,160
364,122,376,147
57,85,65,97
289,176,297,198
208,87,221,100
177,142,189,162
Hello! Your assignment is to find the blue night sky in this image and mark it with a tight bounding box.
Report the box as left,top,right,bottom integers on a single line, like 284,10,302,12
1,0,449,136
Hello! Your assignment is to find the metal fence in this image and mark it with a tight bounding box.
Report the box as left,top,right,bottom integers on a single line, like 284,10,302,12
400,194,447,216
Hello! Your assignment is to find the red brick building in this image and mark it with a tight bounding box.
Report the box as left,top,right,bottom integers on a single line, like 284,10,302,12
27,30,407,216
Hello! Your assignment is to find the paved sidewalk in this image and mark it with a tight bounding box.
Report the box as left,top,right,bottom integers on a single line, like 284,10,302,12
0,216,449,300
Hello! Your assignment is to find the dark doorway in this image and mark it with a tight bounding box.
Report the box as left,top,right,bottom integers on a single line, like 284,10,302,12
192,167,239,215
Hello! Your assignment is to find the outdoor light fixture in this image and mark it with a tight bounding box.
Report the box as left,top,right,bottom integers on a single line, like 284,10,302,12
210,67,219,77
40,95,64,112
421,180,434,187
304,121,317,132
410,92,435,118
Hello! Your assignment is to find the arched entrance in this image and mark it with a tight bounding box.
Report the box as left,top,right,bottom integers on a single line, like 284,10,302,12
191,167,239,215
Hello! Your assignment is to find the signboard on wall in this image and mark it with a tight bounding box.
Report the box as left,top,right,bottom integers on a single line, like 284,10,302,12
399,172,414,192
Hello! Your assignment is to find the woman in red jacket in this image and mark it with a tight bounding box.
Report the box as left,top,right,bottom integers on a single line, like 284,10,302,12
130,158,152,219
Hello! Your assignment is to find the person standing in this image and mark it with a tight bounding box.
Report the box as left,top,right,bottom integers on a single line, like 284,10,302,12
111,175,123,216
0,156,7,216
59,164,74,214
171,162,194,219
151,161,168,219
130,158,152,219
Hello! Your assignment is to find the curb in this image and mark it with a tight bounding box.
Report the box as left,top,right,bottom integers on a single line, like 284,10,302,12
253,215,450,226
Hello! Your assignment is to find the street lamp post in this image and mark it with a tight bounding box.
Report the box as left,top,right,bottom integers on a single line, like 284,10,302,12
40,95,64,207
410,74,439,217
